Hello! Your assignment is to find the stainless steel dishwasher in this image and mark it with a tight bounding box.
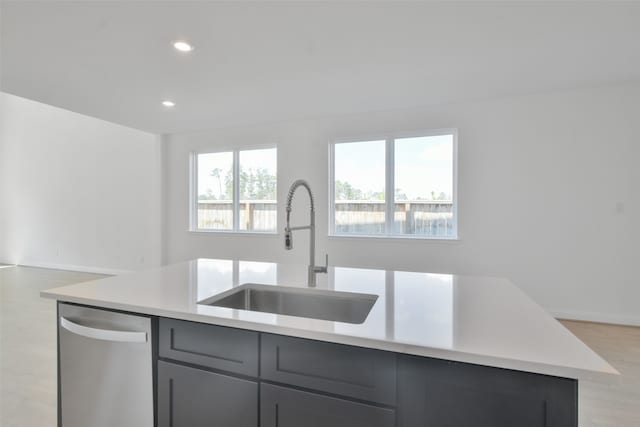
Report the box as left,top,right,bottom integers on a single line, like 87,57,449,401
58,303,154,427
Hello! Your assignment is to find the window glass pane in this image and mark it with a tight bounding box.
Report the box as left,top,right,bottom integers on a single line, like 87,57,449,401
394,134,454,237
197,152,233,230
239,148,277,232
334,140,386,235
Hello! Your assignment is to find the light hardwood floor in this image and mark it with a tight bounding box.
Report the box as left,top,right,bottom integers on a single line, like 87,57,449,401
0,265,638,426
560,320,640,427
0,266,105,427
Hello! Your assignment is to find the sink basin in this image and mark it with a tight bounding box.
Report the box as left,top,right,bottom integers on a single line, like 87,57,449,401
200,283,378,324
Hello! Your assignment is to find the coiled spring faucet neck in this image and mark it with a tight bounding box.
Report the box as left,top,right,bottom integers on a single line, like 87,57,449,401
284,179,327,287
286,179,315,216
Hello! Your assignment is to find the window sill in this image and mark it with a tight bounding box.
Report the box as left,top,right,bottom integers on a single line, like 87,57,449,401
188,230,279,237
328,234,461,243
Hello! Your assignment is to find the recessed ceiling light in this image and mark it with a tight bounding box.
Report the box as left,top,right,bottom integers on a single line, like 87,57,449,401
173,41,194,52
162,100,176,108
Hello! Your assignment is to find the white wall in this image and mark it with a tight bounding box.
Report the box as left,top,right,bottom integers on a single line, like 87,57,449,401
0,93,162,274
164,83,640,326
0,94,6,260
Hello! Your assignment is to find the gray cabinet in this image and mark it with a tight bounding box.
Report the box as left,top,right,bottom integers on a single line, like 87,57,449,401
153,317,578,427
157,361,258,427
261,334,397,405
397,355,578,427
159,318,259,376
260,383,396,427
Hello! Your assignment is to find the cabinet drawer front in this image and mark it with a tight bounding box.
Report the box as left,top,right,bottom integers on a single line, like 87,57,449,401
261,334,397,405
158,361,257,427
159,318,259,376
261,383,396,427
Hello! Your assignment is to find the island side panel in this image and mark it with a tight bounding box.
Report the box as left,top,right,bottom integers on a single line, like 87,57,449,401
397,354,578,427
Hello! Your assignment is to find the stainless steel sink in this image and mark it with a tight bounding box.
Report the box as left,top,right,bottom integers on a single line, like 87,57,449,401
200,283,378,324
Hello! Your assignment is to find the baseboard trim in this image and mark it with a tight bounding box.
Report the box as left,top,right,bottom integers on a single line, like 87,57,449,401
551,309,640,327
16,261,133,276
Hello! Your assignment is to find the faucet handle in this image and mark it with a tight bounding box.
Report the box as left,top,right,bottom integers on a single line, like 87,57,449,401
315,254,329,273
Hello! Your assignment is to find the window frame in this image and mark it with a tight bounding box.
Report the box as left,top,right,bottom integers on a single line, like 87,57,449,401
328,129,458,240
189,144,278,235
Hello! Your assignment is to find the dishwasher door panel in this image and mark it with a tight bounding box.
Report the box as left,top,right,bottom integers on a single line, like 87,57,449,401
58,303,153,427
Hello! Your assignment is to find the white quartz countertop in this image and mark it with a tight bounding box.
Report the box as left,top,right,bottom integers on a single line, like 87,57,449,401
41,258,618,381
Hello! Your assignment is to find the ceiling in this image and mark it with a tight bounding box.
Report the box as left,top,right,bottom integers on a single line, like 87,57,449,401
2,1,640,134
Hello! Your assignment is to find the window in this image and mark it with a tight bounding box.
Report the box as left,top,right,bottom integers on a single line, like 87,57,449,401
330,131,457,239
192,147,277,233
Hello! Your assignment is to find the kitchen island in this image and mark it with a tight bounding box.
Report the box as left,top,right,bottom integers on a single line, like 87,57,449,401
42,258,618,427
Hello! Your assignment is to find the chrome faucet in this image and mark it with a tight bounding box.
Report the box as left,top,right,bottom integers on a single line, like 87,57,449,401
284,179,328,287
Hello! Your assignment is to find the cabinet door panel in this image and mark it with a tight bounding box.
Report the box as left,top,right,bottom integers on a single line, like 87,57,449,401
261,333,396,405
398,355,577,427
260,383,395,427
159,318,258,376
158,361,257,427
